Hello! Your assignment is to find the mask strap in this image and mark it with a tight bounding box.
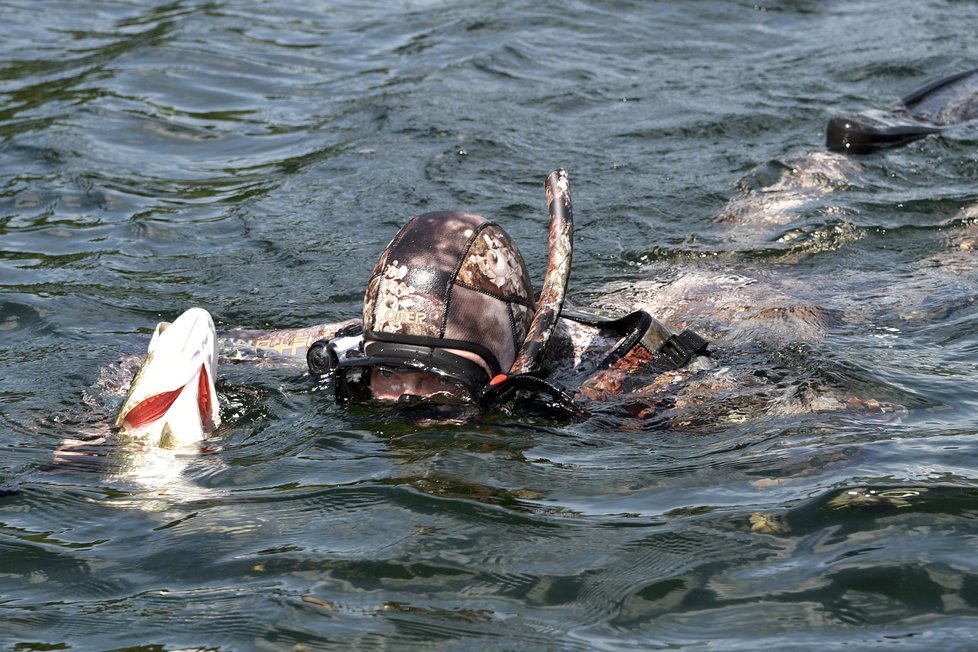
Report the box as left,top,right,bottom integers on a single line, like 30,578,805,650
363,330,502,377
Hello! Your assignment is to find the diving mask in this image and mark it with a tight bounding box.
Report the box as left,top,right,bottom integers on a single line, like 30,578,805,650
308,334,492,405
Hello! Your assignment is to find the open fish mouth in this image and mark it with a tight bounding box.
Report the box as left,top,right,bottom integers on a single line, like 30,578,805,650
114,307,221,448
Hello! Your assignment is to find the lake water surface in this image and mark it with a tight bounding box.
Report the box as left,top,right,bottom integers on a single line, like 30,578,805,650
3,0,978,649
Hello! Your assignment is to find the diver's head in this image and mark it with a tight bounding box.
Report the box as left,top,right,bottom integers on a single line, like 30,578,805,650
333,211,535,405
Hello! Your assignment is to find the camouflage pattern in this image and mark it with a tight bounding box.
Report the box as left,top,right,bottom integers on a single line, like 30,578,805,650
575,342,656,401
362,211,535,372
219,319,358,362
509,168,573,377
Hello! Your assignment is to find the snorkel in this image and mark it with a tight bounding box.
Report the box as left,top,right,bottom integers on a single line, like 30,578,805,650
501,168,574,380
479,168,585,416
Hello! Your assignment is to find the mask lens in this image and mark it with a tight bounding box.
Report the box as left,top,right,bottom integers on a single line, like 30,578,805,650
335,364,474,405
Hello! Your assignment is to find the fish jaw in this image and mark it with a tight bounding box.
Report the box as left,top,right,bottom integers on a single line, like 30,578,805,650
115,307,221,447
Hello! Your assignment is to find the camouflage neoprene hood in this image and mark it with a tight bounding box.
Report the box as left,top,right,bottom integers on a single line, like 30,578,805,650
361,210,535,376
321,211,538,404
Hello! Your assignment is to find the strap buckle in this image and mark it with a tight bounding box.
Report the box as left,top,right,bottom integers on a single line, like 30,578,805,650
658,329,710,370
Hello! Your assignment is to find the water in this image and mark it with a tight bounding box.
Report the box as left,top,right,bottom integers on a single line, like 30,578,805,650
3,0,978,649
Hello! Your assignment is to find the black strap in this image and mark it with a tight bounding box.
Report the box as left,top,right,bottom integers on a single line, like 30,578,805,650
658,329,710,370
336,322,363,338
364,330,502,376
562,309,709,370
561,308,648,330
363,340,490,387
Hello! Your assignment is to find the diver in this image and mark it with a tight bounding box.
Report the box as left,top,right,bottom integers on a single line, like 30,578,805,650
304,174,710,418
114,169,711,443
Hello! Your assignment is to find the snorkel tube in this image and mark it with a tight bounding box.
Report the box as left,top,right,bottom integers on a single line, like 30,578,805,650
495,168,573,381
482,168,584,415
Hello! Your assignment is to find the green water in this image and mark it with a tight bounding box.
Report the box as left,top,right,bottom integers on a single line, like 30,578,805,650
3,0,978,649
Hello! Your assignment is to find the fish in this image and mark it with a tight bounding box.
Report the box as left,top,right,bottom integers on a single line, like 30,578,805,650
42,307,223,503
114,307,221,448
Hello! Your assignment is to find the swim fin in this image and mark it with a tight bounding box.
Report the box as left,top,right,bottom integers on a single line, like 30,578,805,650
827,68,978,154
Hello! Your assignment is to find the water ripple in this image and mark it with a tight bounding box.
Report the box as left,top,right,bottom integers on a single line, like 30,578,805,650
4,0,978,649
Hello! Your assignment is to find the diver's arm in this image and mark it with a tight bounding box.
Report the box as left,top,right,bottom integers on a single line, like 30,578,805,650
218,319,359,363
